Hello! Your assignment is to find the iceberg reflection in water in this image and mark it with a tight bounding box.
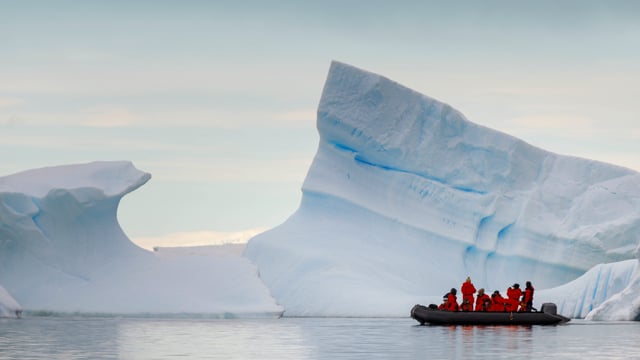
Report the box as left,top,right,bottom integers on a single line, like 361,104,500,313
1,317,639,359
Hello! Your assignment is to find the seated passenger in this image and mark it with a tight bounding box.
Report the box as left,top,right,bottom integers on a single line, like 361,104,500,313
438,293,448,310
460,297,473,312
490,290,507,312
518,300,527,312
475,288,491,312
445,288,459,311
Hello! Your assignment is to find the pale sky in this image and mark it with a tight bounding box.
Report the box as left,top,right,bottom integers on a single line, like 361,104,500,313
1,1,639,244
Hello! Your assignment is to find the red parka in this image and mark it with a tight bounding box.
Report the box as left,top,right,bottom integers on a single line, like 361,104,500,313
460,278,476,312
506,286,522,312
490,292,507,312
523,282,535,312
446,293,459,312
475,293,491,312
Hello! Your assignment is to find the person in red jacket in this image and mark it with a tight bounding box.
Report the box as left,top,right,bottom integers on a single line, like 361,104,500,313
490,290,507,312
438,293,448,310
445,288,459,311
506,283,522,312
460,277,476,312
522,281,535,312
475,288,491,311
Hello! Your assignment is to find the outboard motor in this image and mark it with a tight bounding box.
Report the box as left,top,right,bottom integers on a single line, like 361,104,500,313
541,303,558,315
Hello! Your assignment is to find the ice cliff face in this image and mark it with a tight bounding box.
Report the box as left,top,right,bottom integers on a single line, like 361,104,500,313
245,61,640,317
0,161,281,315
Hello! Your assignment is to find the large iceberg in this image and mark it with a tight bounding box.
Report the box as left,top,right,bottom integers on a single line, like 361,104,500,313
245,61,640,318
0,161,282,316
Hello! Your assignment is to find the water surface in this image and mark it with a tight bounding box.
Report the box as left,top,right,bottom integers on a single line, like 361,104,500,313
1,317,639,359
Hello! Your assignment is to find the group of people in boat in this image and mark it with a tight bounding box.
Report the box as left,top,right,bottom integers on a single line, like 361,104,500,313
438,277,535,312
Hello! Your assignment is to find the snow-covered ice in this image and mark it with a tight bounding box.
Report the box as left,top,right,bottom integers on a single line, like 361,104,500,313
1,62,639,320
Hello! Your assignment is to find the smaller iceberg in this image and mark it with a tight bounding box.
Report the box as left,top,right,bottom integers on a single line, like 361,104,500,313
0,161,282,316
0,284,22,318
537,259,639,319
585,266,640,321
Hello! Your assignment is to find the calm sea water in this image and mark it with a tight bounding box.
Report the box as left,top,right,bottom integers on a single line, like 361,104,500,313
1,316,639,359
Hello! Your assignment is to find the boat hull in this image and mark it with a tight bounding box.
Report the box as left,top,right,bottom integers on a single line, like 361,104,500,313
411,304,570,326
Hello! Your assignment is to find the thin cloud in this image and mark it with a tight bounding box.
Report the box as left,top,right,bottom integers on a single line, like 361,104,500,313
142,156,313,183
132,228,269,251
0,62,323,97
273,108,317,126
2,107,318,129
0,98,25,108
80,106,139,128
0,108,139,128
507,115,598,136
484,86,583,97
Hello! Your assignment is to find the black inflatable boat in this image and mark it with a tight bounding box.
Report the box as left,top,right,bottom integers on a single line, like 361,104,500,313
411,303,570,326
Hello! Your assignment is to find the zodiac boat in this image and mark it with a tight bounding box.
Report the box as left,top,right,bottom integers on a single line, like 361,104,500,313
411,303,570,325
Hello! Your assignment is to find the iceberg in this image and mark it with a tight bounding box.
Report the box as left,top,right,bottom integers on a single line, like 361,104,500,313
536,259,639,319
0,161,282,316
0,284,21,318
245,61,640,318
